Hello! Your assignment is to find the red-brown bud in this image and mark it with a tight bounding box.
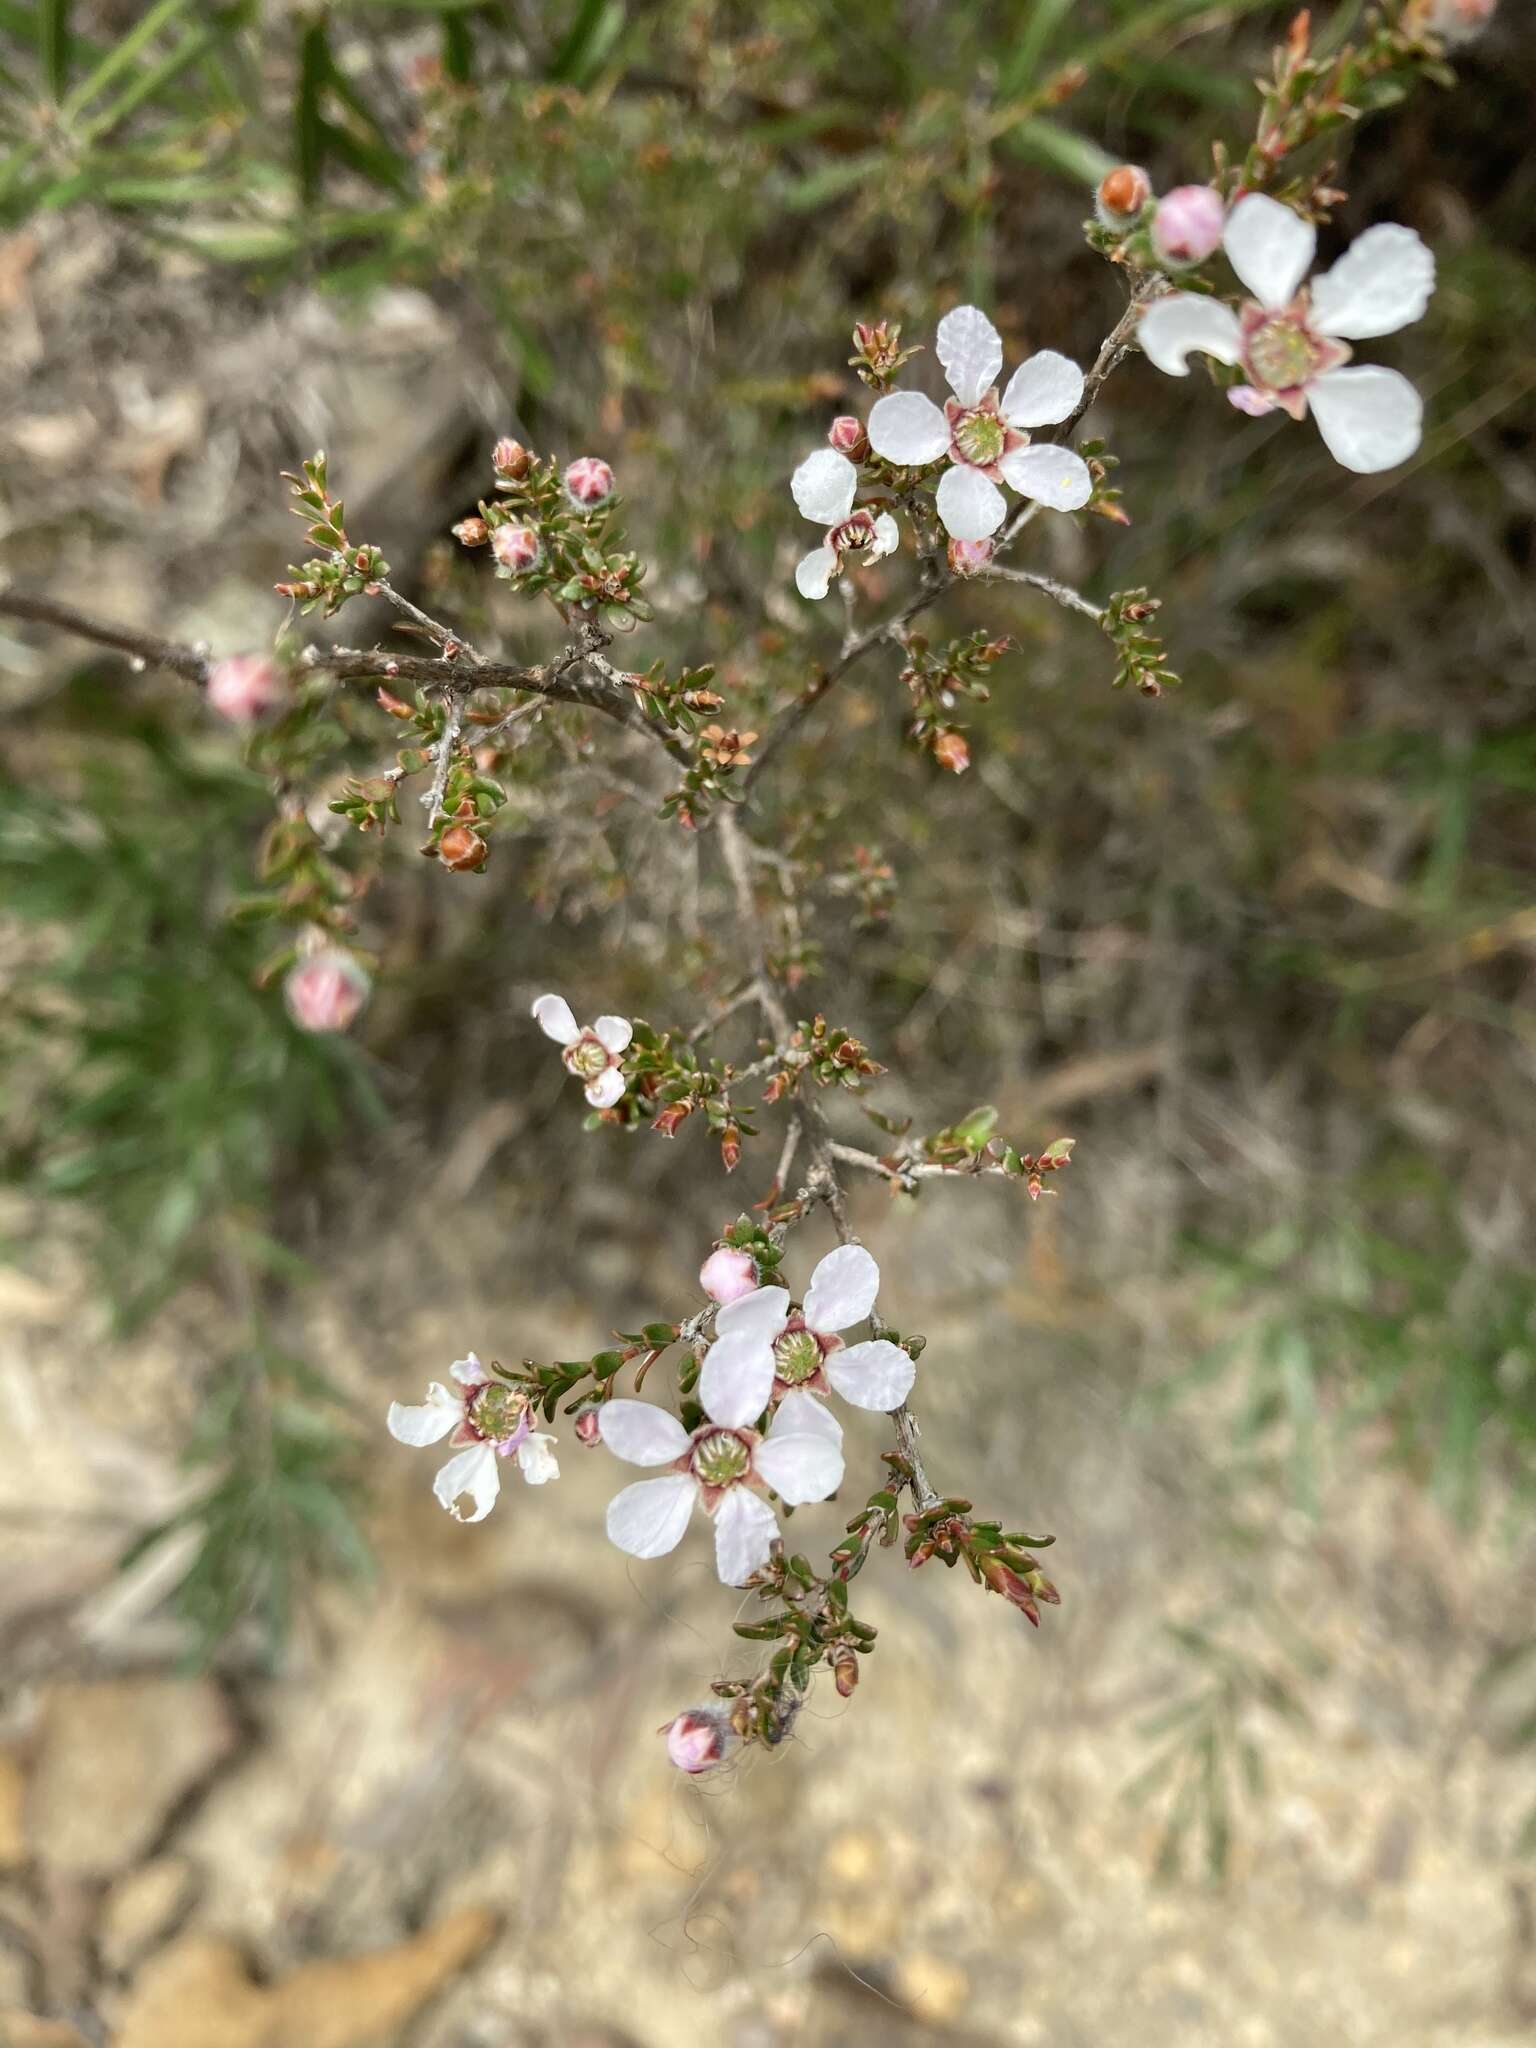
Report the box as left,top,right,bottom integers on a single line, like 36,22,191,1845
1095,164,1152,225
437,823,489,872
574,1407,603,1447
492,436,531,478
831,1646,859,1697
980,1553,1041,1625
719,1124,742,1173
932,729,970,775
652,1103,691,1138
452,516,489,547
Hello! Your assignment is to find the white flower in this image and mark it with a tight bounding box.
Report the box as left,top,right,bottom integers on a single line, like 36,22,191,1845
532,992,632,1108
699,1243,916,1429
1137,192,1435,474
387,1352,559,1523
790,448,900,600
865,306,1092,541
599,1376,845,1586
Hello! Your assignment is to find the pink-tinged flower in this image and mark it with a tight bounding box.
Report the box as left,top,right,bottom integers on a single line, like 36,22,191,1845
865,306,1092,540
284,948,370,1034
564,456,615,507
207,653,288,724
827,414,869,460
700,1245,759,1306
1150,184,1225,267
1095,164,1152,226
789,449,900,600
947,536,993,577
700,1244,915,1431
663,1704,741,1774
1139,193,1435,473
599,1380,844,1586
1408,0,1496,42
387,1352,559,1522
573,1406,603,1446
532,992,632,1109
492,437,531,479
491,523,542,572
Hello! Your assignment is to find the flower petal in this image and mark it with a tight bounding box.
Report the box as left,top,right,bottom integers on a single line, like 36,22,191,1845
1223,193,1315,310
532,993,580,1046
598,1398,691,1466
592,1014,633,1053
772,1388,843,1444
803,1243,880,1334
869,511,900,561
1308,365,1423,474
585,1068,625,1109
711,1485,779,1585
753,1429,844,1506
935,462,1007,541
998,442,1093,512
1001,349,1084,428
1137,293,1243,375
825,1338,916,1412
699,1330,776,1430
937,305,1003,406
386,1383,459,1447
790,447,857,525
516,1432,560,1485
1309,223,1435,340
716,1285,790,1340
450,1353,488,1387
795,545,838,600
867,390,950,465
607,1472,698,1558
433,1442,500,1522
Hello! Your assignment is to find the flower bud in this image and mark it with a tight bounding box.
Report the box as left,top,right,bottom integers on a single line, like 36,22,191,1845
492,437,530,478
437,823,489,872
832,1646,859,1698
700,1245,758,1306
1406,0,1496,40
662,1705,740,1774
719,1124,742,1174
652,1103,691,1138
452,517,489,547
285,948,370,1034
564,456,615,508
932,729,970,775
980,1553,1041,1625
573,1406,603,1447
491,523,542,572
207,653,288,725
946,537,993,578
828,415,869,461
1150,185,1225,267
1095,164,1152,226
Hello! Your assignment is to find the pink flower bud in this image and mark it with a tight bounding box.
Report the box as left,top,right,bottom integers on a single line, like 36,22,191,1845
284,949,370,1034
662,1705,740,1775
1150,185,1226,267
564,456,615,508
699,1245,758,1306
573,1407,603,1447
207,654,288,725
491,523,542,572
946,537,993,577
828,415,869,461
1095,164,1152,226
492,437,531,478
1408,0,1496,40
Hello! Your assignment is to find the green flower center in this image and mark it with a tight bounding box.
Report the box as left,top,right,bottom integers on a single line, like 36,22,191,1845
692,1429,751,1486
1245,315,1320,392
952,407,1007,467
772,1327,823,1386
565,1033,611,1080
470,1382,525,1443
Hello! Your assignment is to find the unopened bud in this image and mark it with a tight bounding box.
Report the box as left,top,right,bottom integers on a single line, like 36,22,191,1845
564,456,615,508
207,653,289,725
285,948,370,1034
832,1646,859,1698
1095,164,1152,226
491,523,542,572
828,415,869,461
652,1103,691,1138
437,823,489,872
452,516,489,547
700,1245,758,1306
1406,0,1496,41
980,1552,1041,1625
492,436,530,478
662,1704,740,1774
719,1124,742,1173
573,1406,603,1447
1151,184,1225,267
932,729,970,775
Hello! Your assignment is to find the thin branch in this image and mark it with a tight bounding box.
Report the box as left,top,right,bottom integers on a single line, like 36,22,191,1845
0,592,211,685
830,1140,1016,1187
981,565,1104,623
421,694,464,825
374,579,487,666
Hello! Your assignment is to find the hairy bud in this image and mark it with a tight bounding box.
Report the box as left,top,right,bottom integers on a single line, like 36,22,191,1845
492,437,531,478
573,1406,603,1446
1151,185,1225,267
662,1704,740,1774
700,1245,758,1306
437,823,489,872
564,456,615,507
1095,164,1152,225
207,653,288,725
491,523,542,572
828,415,869,461
452,517,489,547
285,948,370,1034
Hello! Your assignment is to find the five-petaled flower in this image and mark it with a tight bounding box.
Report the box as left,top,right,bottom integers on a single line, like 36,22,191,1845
533,992,632,1109
599,1377,845,1585
865,306,1092,541
700,1243,916,1429
790,448,900,600
1138,193,1435,473
387,1353,559,1523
